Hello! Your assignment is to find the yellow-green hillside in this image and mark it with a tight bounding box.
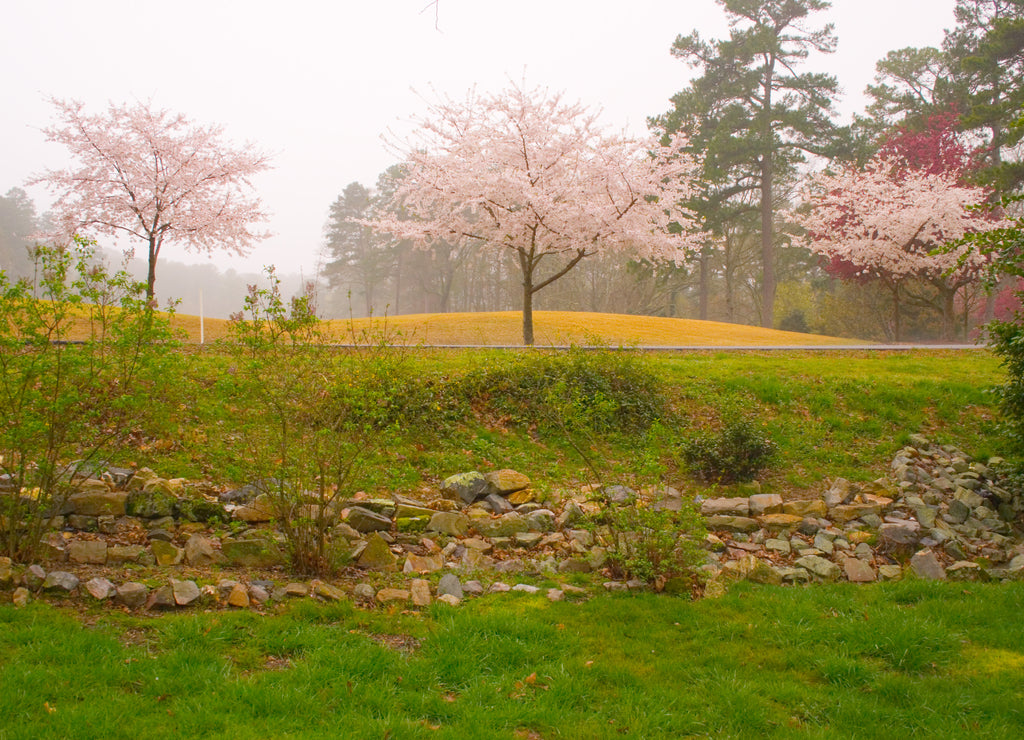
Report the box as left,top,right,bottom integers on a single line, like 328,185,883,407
167,310,857,346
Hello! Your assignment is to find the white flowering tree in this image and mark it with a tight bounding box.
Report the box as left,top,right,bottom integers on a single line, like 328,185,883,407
31,99,271,300
795,155,1003,340
367,84,703,344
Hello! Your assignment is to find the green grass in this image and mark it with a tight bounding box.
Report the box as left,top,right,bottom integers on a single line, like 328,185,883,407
1,581,1022,738
133,347,1004,499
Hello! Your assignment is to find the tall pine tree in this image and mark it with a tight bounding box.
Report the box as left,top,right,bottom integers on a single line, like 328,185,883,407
654,0,841,327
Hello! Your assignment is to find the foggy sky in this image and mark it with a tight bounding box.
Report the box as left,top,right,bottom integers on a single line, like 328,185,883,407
2,0,955,279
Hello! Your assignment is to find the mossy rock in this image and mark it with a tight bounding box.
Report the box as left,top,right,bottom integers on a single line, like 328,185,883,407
397,516,429,533
126,489,176,519
174,497,227,523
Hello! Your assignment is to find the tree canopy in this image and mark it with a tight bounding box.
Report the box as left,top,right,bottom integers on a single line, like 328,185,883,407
31,99,272,300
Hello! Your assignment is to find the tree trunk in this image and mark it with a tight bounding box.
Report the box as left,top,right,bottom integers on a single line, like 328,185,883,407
698,246,710,321
146,235,159,301
760,157,775,329
522,278,535,346
759,55,776,329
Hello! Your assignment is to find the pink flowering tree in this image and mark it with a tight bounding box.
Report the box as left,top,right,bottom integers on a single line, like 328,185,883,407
31,99,271,300
367,84,702,345
795,155,1002,340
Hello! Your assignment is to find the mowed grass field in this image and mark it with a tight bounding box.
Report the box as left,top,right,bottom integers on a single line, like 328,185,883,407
165,310,860,346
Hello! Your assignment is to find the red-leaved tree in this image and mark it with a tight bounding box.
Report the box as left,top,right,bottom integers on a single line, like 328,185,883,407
31,99,272,300
795,154,1002,340
366,84,702,345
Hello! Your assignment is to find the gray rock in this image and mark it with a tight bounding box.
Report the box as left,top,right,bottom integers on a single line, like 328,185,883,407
705,515,760,533
879,521,920,547
42,571,79,593
427,511,469,537
795,555,841,581
842,558,875,582
512,583,540,593
602,485,636,505
557,502,586,528
126,489,175,518
765,538,791,555
356,532,398,571
67,491,127,517
483,493,514,515
84,577,116,600
346,506,392,533
151,540,184,566
115,582,149,609
441,471,488,504
749,493,783,516
353,583,376,601
701,497,750,517
475,512,528,538
437,573,463,599
148,585,177,610
812,532,835,555
525,509,556,533
221,538,283,568
185,535,223,566
68,539,107,565
514,532,544,548
171,579,201,606
910,550,947,580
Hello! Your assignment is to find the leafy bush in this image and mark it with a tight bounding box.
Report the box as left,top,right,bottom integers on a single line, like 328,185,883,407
988,318,1024,453
226,269,448,575
0,240,175,560
592,496,707,585
459,347,665,434
681,417,777,484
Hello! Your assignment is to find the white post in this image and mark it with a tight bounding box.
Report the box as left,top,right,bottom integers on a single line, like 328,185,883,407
199,288,205,345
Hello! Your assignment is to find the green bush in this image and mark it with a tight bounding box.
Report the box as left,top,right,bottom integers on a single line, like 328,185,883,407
0,240,175,560
592,497,707,585
681,417,777,484
458,347,665,434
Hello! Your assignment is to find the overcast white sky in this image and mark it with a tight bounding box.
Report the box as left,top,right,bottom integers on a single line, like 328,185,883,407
2,0,955,277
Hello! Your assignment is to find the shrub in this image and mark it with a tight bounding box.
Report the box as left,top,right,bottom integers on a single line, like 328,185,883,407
591,495,707,585
681,417,777,484
0,240,175,560
459,347,665,434
227,269,427,576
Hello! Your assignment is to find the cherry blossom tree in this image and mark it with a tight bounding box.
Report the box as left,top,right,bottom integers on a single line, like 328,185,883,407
367,84,702,345
795,155,1002,340
31,99,271,300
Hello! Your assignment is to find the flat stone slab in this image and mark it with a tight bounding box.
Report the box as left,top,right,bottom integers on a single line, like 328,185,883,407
700,497,750,517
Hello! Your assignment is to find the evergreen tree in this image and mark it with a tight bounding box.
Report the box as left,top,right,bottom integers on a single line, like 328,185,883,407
655,0,841,327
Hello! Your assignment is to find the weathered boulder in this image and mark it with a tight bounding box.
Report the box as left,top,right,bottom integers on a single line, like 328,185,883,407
484,469,531,497
221,538,283,568
357,532,398,571
441,472,488,504
185,534,223,566
67,491,127,517
67,540,107,565
427,511,469,537
346,506,392,533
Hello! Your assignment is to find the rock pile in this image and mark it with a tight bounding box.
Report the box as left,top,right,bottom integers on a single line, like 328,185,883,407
2,438,1022,612
700,435,1024,595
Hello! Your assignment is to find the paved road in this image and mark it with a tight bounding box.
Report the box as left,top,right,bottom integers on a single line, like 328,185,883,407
322,343,988,351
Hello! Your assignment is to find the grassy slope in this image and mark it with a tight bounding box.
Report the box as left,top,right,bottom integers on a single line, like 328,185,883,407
166,310,859,346
145,348,1001,499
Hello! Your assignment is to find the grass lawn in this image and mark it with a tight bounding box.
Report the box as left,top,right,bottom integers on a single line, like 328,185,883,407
139,347,1002,499
1,581,1022,739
